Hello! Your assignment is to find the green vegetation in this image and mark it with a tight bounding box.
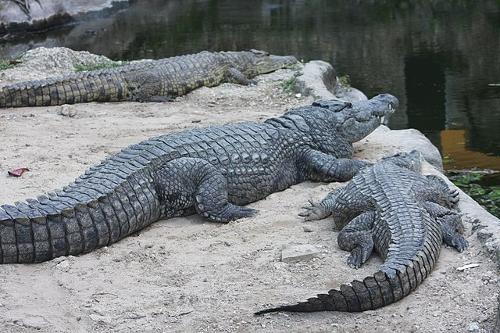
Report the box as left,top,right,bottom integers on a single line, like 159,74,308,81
449,171,500,218
73,61,124,72
281,76,297,94
338,75,351,88
287,62,303,71
0,60,15,71
442,155,454,166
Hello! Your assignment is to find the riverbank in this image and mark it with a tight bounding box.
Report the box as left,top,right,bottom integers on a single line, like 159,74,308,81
0,48,498,333
0,0,128,38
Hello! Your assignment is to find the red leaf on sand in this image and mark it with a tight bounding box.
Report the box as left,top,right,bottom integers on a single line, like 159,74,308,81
8,168,30,177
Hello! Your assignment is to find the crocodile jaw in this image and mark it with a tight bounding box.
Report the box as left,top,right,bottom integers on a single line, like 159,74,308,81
341,93,399,143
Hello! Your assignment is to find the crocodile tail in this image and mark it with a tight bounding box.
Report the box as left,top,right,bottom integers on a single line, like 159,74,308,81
256,231,442,314
0,168,161,263
0,70,128,108
255,271,398,314
0,196,113,263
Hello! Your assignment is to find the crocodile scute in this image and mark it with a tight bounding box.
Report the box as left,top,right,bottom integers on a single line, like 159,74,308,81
0,94,398,264
256,150,468,314
0,49,297,108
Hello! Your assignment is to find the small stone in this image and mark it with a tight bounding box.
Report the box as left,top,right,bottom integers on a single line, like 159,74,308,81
13,316,49,329
295,93,302,98
457,263,480,271
89,314,114,325
281,244,321,263
467,322,480,332
58,104,77,117
303,226,314,232
55,259,70,271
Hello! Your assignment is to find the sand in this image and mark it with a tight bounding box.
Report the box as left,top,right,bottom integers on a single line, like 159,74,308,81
0,65,498,333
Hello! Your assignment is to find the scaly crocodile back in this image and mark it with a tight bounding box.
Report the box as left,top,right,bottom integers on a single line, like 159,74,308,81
256,162,444,314
0,50,292,108
0,61,152,107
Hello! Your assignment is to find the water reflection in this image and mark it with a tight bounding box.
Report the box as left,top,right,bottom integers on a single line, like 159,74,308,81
1,0,499,170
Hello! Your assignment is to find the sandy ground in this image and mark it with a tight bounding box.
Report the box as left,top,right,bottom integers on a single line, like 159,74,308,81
0,69,498,333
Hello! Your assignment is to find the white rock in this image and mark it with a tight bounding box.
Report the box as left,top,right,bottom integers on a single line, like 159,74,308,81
281,244,321,263
294,60,367,102
356,126,443,170
303,226,314,233
457,263,480,271
13,315,49,329
58,105,77,118
467,322,480,332
89,314,114,325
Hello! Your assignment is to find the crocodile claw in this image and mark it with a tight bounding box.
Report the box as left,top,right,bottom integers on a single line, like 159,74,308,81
452,236,468,252
298,200,329,221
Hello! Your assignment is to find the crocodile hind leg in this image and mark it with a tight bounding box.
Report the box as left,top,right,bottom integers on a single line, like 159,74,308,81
337,211,376,268
424,202,468,252
418,175,460,208
153,157,256,222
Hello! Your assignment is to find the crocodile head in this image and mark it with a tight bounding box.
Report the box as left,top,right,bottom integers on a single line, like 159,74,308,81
334,93,399,143
382,150,424,173
232,49,298,76
265,94,398,154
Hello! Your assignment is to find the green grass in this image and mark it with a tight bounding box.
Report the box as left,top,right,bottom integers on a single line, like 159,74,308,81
73,61,124,72
0,60,14,71
449,171,500,218
338,75,351,88
281,76,297,94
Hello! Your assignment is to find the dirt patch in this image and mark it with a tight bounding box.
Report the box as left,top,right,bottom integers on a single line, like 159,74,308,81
0,68,498,332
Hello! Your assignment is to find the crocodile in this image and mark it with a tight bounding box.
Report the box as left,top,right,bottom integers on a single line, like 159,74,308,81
0,94,398,264
256,150,468,314
0,49,296,108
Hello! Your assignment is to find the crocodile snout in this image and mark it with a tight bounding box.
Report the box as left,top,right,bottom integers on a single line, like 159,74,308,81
372,93,399,117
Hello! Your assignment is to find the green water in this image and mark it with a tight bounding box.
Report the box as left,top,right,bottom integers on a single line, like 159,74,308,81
1,0,500,171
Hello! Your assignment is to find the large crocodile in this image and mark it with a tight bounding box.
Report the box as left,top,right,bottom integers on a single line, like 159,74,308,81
256,150,468,314
0,49,296,108
0,94,397,264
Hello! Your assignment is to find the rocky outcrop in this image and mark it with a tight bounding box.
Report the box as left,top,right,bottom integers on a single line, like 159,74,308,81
0,47,115,85
0,0,128,37
294,60,367,102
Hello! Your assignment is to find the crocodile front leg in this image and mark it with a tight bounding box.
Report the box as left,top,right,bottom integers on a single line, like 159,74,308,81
225,67,256,85
423,202,468,252
153,157,257,222
299,149,370,182
413,175,459,209
425,175,460,208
